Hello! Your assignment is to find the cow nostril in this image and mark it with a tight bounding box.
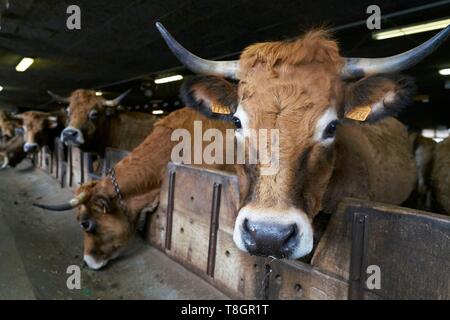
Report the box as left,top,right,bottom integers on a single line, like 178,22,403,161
243,219,250,232
65,130,77,137
282,224,298,247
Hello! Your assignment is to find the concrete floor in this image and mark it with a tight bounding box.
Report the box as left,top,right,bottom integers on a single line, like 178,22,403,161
0,160,227,300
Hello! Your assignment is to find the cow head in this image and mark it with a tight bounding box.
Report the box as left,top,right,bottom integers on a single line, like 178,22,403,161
48,89,130,147
0,110,20,143
158,23,449,259
34,177,158,270
18,111,60,154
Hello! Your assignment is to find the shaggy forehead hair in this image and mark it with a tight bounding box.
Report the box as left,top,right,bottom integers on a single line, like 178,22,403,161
70,89,103,105
238,29,344,77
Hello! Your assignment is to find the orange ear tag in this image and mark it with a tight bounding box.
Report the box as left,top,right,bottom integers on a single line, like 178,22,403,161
211,103,231,115
345,105,372,121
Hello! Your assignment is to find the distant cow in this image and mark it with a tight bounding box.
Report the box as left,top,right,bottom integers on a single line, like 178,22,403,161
18,110,67,154
431,136,450,215
157,23,449,259
0,134,26,170
0,110,20,143
407,132,436,211
34,107,235,269
48,89,158,157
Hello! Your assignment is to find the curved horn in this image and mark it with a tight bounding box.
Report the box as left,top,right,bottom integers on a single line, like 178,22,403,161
47,90,70,104
341,25,450,79
155,22,240,79
103,89,132,107
0,153,9,170
33,192,87,211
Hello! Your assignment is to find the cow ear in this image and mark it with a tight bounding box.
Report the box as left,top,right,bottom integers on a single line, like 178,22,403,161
47,116,59,128
180,75,238,121
94,197,112,213
343,74,415,123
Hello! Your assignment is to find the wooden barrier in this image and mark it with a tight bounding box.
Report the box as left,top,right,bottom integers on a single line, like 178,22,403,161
148,163,265,299
148,163,450,300
266,198,450,300
51,139,59,179
41,146,52,173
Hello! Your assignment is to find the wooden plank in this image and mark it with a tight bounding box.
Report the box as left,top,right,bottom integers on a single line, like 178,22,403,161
70,147,83,186
312,198,450,300
51,139,59,179
268,260,349,300
147,162,261,299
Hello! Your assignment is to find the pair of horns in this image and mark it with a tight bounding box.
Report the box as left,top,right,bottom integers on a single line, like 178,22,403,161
33,192,87,211
155,22,450,80
47,89,131,107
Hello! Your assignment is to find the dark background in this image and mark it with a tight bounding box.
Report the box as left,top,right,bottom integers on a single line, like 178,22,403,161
0,0,448,129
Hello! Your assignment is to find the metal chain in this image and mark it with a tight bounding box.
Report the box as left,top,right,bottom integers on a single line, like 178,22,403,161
107,167,130,220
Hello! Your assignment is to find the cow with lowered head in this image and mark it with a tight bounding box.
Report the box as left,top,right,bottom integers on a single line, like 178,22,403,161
48,89,157,157
0,110,21,143
0,134,26,170
157,23,449,259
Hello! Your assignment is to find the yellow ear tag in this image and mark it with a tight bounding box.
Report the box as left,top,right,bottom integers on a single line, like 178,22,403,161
211,103,231,115
345,105,372,121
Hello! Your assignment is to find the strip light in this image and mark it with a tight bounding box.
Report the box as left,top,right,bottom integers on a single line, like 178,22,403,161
372,17,450,40
439,68,450,76
154,74,183,84
152,110,164,115
95,91,103,96
0,86,3,92
15,57,35,72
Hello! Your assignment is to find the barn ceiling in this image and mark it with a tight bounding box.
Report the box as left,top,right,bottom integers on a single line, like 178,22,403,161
0,0,449,127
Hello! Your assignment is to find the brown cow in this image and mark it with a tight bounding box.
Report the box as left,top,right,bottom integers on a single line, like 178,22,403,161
157,23,449,259
0,110,20,143
0,134,26,170
48,89,157,156
406,132,436,211
34,107,235,269
19,111,66,154
431,136,450,214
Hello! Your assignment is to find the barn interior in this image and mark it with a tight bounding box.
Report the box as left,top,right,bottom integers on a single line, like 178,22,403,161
0,0,449,300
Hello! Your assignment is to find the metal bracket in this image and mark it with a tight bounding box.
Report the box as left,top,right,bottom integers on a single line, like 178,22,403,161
206,182,222,277
348,211,369,300
164,170,176,250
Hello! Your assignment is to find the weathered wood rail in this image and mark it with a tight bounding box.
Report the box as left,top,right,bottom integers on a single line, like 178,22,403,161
147,162,450,300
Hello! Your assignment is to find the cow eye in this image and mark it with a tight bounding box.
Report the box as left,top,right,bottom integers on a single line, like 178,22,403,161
80,219,96,233
323,120,339,139
232,116,242,129
89,110,99,120
15,127,24,136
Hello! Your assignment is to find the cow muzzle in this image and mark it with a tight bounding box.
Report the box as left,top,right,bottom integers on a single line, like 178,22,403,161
233,207,314,259
23,143,39,154
61,127,84,146
83,255,107,270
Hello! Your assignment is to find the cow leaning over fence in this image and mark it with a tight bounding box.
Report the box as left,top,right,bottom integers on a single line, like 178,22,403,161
157,22,449,259
48,89,158,157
